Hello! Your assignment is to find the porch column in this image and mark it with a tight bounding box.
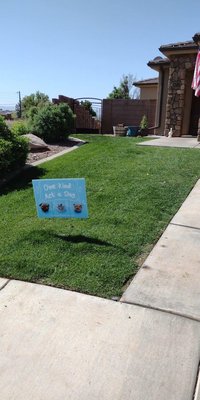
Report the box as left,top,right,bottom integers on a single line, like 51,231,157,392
198,118,200,141
164,56,186,137
193,33,200,141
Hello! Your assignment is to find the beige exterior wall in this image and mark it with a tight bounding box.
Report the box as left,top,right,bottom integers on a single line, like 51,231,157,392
140,86,158,100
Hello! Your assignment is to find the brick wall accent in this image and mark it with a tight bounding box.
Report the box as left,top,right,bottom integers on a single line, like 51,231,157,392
52,95,100,132
101,99,157,134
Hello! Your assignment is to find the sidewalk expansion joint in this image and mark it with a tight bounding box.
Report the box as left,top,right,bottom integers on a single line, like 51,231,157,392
121,299,200,324
170,222,200,232
0,279,11,291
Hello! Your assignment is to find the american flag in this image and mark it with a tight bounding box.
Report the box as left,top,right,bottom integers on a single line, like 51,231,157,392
192,49,200,97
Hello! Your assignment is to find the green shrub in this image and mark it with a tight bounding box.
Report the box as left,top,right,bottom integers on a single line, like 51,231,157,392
11,121,29,136
0,139,13,173
0,116,29,177
140,115,148,130
0,116,13,140
27,106,39,124
10,134,29,169
29,103,75,143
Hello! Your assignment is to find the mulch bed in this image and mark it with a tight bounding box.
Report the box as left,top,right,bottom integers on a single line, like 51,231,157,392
26,139,78,164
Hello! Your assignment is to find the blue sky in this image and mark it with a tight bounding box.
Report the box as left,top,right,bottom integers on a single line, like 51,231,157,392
0,0,199,108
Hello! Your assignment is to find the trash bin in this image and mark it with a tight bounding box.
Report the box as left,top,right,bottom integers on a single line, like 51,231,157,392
126,126,139,137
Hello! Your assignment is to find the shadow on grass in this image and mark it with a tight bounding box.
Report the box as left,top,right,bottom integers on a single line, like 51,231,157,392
19,230,115,248
16,229,128,254
54,233,113,247
0,165,46,196
53,234,136,257
54,234,129,255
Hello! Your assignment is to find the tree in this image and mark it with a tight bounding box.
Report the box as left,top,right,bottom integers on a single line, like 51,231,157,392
16,91,50,118
80,100,96,117
107,74,139,99
107,75,130,99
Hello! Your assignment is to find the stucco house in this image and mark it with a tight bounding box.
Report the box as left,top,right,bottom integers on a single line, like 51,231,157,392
133,78,158,100
148,32,200,137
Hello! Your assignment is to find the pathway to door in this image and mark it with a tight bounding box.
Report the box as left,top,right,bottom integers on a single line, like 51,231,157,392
138,136,200,148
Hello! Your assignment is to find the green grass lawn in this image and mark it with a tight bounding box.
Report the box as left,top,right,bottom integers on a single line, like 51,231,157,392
0,135,200,298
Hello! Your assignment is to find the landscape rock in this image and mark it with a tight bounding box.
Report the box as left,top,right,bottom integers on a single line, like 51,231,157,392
23,133,50,151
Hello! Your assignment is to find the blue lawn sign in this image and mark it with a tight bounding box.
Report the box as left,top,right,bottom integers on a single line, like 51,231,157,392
32,178,88,219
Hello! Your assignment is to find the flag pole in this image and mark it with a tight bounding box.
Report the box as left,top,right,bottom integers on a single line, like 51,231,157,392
192,33,200,141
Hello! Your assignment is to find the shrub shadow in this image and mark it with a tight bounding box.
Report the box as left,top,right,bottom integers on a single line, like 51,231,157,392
0,165,46,196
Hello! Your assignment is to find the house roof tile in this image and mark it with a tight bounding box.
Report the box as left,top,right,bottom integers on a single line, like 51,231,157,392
134,78,158,87
148,57,170,66
159,40,197,53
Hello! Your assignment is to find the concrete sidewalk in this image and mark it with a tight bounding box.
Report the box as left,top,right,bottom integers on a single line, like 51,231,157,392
1,180,200,399
0,279,200,400
138,136,200,148
121,179,200,320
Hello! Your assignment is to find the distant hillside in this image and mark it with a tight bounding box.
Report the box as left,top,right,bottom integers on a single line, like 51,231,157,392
0,106,15,111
